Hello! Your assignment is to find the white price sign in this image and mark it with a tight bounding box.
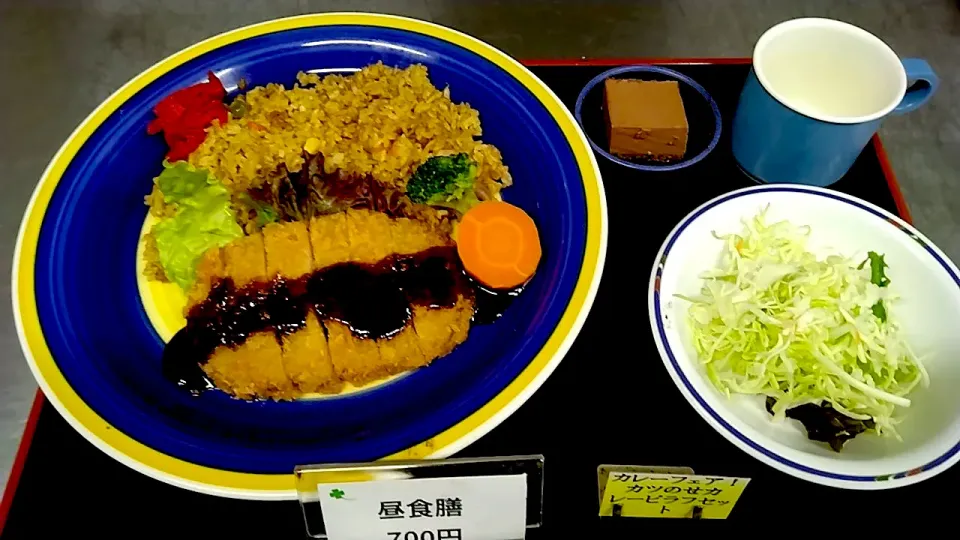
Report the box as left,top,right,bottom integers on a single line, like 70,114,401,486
318,474,528,540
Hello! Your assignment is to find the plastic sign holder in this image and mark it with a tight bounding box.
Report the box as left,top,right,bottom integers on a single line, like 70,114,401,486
296,454,544,539
597,465,749,520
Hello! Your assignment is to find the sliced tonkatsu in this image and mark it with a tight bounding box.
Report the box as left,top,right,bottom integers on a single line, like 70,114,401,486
309,211,386,385
201,234,296,400
263,220,341,395
174,209,477,400
383,212,476,362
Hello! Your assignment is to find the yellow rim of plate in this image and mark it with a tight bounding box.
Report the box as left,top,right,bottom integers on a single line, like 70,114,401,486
13,13,605,497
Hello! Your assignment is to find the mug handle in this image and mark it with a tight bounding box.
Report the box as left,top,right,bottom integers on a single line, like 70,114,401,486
892,58,939,115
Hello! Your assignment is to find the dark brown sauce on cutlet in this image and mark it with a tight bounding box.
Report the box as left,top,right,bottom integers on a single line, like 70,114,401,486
471,279,525,325
163,245,526,394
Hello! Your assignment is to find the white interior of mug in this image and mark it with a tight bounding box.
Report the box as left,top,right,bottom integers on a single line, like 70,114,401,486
754,18,907,124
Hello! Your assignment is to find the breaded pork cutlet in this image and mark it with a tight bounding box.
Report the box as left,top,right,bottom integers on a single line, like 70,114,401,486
384,213,476,364
312,209,474,385
185,247,224,313
201,234,296,400
181,209,476,399
349,211,427,370
309,211,386,385
263,220,340,395
308,211,352,269
315,210,422,383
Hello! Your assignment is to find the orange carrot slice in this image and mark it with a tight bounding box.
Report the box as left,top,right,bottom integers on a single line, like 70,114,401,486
457,201,541,289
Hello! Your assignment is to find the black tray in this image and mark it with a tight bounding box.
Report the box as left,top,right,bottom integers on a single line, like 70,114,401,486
1,62,933,538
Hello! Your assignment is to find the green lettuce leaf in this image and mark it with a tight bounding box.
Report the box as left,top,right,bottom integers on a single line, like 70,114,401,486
150,161,243,289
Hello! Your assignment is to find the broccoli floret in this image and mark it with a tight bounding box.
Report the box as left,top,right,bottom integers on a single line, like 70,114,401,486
406,153,480,215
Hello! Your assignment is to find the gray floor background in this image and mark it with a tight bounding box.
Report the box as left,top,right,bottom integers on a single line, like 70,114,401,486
1,0,957,492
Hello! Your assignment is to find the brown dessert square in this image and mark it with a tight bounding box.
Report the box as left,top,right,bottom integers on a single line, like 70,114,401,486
604,79,688,161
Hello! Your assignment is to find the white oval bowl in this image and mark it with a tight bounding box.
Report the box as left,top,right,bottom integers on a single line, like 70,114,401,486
648,184,960,490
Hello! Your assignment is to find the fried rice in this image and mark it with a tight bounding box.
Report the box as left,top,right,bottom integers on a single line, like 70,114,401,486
187,62,511,199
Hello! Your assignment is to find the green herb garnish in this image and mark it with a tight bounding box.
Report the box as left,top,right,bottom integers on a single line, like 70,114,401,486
859,251,890,322
866,251,890,288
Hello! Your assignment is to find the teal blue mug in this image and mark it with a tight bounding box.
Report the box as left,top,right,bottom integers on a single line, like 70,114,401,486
732,18,939,186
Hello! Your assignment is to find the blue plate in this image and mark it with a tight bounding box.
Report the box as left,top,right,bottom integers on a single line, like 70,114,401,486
13,14,605,499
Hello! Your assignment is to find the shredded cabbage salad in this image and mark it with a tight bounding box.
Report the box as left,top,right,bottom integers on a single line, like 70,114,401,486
679,209,927,439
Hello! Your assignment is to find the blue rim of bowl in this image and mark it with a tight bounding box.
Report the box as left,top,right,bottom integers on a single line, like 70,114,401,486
651,185,960,483
574,65,722,172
